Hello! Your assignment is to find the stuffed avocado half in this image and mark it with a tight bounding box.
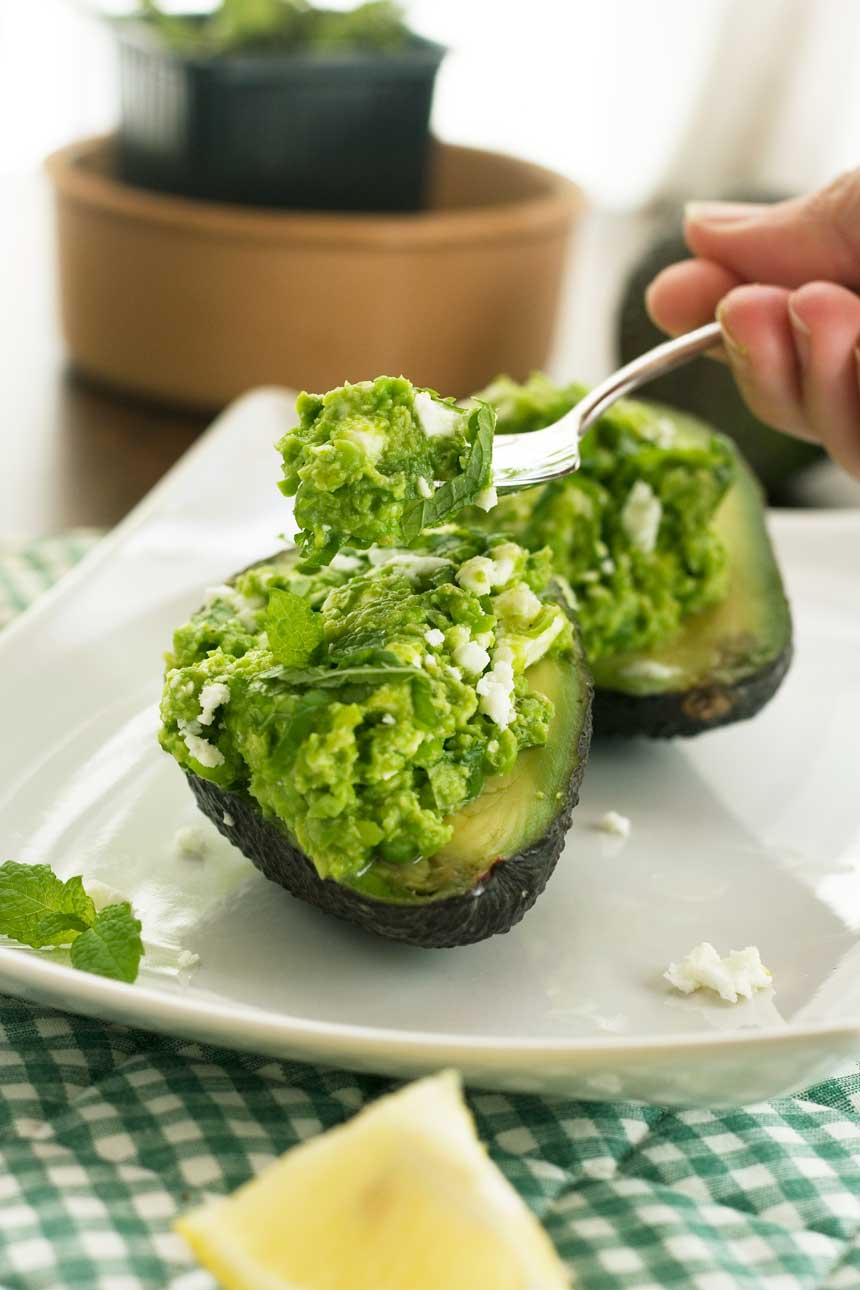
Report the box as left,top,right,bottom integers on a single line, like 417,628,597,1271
468,374,792,737
160,528,592,947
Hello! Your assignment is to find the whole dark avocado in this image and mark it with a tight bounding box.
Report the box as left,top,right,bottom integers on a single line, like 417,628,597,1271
184,576,592,949
617,205,822,497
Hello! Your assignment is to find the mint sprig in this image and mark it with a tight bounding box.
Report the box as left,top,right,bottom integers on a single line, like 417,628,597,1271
266,588,324,667
70,904,144,985
400,402,496,544
0,863,96,949
0,861,144,983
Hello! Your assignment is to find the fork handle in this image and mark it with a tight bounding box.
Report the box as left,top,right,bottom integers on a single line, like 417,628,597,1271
574,321,724,438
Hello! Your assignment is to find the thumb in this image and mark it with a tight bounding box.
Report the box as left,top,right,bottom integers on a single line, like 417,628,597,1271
684,172,860,289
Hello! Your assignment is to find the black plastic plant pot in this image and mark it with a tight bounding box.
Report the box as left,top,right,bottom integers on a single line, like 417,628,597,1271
115,21,446,211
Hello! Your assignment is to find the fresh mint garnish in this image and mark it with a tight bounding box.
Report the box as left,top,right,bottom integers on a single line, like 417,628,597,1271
0,862,96,949
70,903,144,984
266,588,325,667
400,403,496,543
0,861,144,982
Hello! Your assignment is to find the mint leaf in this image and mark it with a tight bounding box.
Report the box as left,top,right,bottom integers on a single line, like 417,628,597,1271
70,904,143,984
400,402,496,543
266,588,325,667
0,863,96,949
259,663,419,690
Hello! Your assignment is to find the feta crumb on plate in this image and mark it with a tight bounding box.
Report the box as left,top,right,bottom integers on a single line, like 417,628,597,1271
664,942,772,1004
222,811,235,828
595,811,631,839
175,824,211,860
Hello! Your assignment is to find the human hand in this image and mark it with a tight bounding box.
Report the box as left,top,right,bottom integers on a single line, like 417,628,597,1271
646,173,860,476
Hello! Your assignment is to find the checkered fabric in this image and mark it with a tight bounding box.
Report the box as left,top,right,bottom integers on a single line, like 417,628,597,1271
2,534,860,1290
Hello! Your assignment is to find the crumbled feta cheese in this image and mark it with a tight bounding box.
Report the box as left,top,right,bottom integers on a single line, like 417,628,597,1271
168,670,195,699
456,556,495,595
381,713,396,726
423,654,439,669
487,543,519,588
197,681,230,727
417,476,434,499
222,811,235,827
424,628,445,648
474,484,498,512
446,665,463,682
595,811,631,839
177,949,200,971
621,480,662,554
494,582,542,625
647,416,677,448
457,545,520,596
601,558,616,575
203,584,264,631
476,655,516,728
342,425,385,462
474,631,494,649
453,640,490,675
175,824,211,859
414,390,460,438
181,730,225,769
367,550,450,578
665,943,772,1004
487,739,499,755
331,552,363,573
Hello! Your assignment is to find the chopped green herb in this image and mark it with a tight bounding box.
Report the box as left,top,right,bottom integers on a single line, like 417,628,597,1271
400,405,495,543
266,588,324,668
0,861,144,982
70,904,144,985
0,862,96,949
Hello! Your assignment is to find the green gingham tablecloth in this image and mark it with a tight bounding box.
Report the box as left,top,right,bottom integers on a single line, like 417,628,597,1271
2,534,860,1290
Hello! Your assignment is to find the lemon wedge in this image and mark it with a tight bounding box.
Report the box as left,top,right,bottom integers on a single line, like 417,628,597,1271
175,1069,570,1290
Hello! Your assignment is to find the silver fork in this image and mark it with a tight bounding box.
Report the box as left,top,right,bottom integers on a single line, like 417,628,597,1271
491,320,723,491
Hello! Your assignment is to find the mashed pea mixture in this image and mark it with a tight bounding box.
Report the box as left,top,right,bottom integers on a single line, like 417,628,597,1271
160,372,733,894
469,374,734,661
278,376,496,565
160,528,572,898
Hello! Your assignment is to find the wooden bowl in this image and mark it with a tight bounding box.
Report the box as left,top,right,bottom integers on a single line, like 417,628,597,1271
46,136,583,408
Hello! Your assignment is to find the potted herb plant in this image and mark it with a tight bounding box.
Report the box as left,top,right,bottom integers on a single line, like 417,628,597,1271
113,0,446,210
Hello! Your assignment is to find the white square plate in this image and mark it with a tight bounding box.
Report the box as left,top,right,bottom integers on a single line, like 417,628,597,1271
2,390,859,1107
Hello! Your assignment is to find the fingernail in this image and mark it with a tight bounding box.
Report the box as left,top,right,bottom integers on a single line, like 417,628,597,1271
788,297,811,366
715,301,748,363
685,200,768,226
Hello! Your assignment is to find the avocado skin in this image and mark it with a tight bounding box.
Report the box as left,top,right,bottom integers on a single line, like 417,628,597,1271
186,707,589,949
594,640,792,739
618,220,821,496
182,581,592,949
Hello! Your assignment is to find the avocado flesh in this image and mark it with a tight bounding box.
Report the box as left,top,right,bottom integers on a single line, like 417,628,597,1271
594,438,792,737
186,609,592,948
